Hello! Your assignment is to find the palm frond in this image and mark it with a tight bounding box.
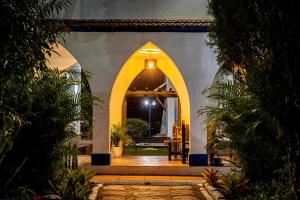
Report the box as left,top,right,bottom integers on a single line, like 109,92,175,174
199,80,281,180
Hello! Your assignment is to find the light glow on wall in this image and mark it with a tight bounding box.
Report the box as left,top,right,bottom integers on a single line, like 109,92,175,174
109,42,191,144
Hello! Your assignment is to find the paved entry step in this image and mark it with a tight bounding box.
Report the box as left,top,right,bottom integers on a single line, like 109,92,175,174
92,175,203,185
97,184,206,200
82,165,230,176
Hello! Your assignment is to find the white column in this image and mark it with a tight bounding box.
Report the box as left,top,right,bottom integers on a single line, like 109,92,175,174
66,63,81,136
160,100,168,135
71,63,81,135
166,79,176,138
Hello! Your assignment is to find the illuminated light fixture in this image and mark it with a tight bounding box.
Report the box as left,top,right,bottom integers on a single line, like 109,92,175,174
139,48,159,69
145,59,157,69
139,48,161,54
143,98,156,137
144,99,149,106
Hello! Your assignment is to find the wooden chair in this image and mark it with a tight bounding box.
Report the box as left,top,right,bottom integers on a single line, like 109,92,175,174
164,121,190,163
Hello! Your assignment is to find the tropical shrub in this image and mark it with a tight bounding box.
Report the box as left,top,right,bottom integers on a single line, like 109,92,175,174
48,168,94,200
218,172,249,200
0,69,94,194
199,80,283,181
1,0,71,197
125,118,148,139
240,181,293,200
208,0,300,198
201,168,221,188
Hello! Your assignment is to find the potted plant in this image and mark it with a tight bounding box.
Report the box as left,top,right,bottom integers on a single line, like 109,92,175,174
206,120,229,166
110,123,127,158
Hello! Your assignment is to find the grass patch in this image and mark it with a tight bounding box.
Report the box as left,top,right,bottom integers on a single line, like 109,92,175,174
123,146,168,156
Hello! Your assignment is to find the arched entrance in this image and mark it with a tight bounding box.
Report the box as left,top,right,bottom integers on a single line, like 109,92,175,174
46,43,93,154
109,42,191,155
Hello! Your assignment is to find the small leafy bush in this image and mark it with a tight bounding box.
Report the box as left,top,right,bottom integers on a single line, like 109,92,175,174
218,172,248,199
240,180,296,200
125,118,148,139
48,168,94,200
201,168,221,188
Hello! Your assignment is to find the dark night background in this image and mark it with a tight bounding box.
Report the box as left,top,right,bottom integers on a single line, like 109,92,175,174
126,68,165,136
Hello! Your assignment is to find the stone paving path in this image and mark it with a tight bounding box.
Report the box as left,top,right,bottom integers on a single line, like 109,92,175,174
97,184,205,200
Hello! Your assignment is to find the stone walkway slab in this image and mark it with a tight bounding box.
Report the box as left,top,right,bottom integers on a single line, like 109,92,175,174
92,175,203,184
97,185,205,200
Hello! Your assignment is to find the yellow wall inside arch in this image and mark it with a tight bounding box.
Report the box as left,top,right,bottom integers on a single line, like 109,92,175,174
109,42,190,137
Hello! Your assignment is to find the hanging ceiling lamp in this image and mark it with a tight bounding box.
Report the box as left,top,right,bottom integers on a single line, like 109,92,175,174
139,48,161,69
145,58,157,69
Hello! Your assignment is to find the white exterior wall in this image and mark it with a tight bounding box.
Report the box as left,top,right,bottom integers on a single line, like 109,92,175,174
62,32,219,155
59,0,211,20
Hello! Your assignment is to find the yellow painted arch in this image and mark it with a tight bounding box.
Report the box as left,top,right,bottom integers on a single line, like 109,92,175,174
109,42,190,134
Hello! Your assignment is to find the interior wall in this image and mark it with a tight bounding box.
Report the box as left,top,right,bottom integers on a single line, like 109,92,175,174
62,32,219,155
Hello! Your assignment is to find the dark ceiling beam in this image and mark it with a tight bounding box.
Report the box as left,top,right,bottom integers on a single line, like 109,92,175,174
126,90,178,97
61,19,212,32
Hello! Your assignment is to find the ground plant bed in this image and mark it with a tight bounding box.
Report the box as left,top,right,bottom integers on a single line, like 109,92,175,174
123,146,168,156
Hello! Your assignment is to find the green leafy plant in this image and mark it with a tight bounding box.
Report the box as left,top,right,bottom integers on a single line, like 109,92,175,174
218,172,249,199
201,168,221,188
125,118,148,139
241,180,294,200
208,0,300,197
199,80,282,180
111,123,128,147
1,0,71,197
0,68,100,195
48,168,94,200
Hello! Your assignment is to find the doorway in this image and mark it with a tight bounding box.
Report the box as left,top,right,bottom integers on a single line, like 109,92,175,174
109,42,191,166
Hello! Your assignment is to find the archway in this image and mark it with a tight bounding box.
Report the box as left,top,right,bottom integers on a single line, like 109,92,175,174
46,43,93,154
109,42,191,151
46,43,78,71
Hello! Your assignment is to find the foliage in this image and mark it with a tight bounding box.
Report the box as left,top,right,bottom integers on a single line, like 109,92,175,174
201,168,221,188
208,0,300,198
48,168,94,200
199,80,283,180
2,187,35,200
111,123,130,147
0,0,71,198
0,69,94,195
241,180,294,200
80,71,103,138
59,142,78,170
217,172,249,200
206,121,232,166
206,121,230,154
125,118,148,139
247,163,300,200
80,72,93,136
0,0,69,82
